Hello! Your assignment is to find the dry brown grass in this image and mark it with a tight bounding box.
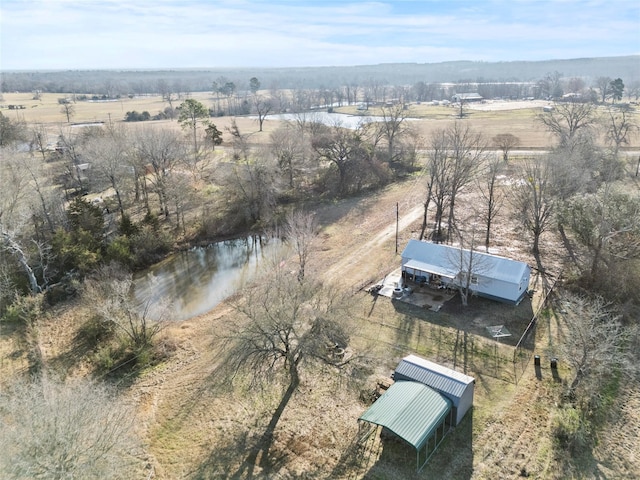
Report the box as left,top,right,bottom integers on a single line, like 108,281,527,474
7,92,638,151
2,100,639,478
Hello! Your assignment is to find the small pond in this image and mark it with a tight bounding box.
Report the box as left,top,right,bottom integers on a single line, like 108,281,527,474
132,236,286,321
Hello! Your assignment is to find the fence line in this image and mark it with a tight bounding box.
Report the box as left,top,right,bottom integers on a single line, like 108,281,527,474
512,272,561,383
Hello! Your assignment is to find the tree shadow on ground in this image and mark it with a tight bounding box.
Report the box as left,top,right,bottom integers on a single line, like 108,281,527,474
45,318,111,376
185,335,298,479
190,428,288,480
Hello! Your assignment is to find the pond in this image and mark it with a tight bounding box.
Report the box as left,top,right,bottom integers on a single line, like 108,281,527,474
132,236,286,321
258,111,419,129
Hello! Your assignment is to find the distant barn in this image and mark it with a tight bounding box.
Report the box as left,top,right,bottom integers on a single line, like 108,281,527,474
452,92,483,102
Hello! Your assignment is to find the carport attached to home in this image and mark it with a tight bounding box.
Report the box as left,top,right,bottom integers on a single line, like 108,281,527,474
358,381,453,471
403,259,459,282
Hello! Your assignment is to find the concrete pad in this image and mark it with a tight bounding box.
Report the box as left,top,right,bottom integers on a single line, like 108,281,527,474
367,268,457,312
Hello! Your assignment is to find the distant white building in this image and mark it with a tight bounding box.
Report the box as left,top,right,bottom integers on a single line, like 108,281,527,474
400,240,531,305
451,93,483,102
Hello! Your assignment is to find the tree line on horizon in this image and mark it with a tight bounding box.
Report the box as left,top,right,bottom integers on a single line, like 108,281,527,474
2,55,638,100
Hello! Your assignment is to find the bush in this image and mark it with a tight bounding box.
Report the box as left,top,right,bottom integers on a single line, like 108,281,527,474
118,213,139,237
76,314,113,346
553,406,591,454
124,110,151,122
2,294,42,326
130,225,172,268
105,235,134,267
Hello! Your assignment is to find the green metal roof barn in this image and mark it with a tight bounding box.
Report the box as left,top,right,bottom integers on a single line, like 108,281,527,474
358,381,453,472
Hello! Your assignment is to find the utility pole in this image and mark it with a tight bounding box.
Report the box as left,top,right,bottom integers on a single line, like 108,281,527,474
395,202,399,254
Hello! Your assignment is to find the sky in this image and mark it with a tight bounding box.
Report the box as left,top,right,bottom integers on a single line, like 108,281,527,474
1,0,639,70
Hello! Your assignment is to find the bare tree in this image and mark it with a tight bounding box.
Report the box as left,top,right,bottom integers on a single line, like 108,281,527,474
134,127,185,218
510,157,555,263
604,106,637,157
595,76,613,103
0,225,42,294
59,99,75,124
220,121,278,228
566,77,586,94
558,293,637,402
85,127,132,217
284,210,318,282
30,123,50,161
157,78,175,109
537,71,563,99
477,154,505,250
0,375,139,479
165,171,194,235
422,128,450,241
378,103,408,162
492,133,520,163
270,123,307,191
446,231,488,306
57,129,89,195
0,153,58,291
537,100,596,151
253,96,273,132
422,124,487,243
83,263,168,348
445,123,487,240
226,265,352,469
0,152,31,228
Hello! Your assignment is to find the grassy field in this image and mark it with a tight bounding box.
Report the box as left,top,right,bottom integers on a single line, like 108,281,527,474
1,95,639,478
6,91,636,151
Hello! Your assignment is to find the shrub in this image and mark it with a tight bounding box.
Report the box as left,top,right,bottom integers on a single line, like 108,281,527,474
105,236,134,267
552,406,591,454
118,213,139,237
124,110,151,122
130,225,172,268
2,294,42,326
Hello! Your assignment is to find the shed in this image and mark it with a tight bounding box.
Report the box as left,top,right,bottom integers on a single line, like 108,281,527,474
401,239,531,305
358,380,453,471
393,354,475,426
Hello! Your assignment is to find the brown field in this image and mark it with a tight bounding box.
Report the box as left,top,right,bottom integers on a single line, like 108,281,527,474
1,95,640,479
5,91,638,151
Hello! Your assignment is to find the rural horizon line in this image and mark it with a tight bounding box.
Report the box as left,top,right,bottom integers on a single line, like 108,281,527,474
2,54,638,74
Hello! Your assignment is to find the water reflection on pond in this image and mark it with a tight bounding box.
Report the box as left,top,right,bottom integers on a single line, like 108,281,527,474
132,236,286,321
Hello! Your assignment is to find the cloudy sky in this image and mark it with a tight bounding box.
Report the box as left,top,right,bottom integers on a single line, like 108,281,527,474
1,0,639,70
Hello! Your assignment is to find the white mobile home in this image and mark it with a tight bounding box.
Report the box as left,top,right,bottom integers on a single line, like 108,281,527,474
401,240,531,305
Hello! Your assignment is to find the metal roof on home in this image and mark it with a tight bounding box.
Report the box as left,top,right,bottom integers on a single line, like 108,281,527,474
404,259,459,278
401,240,528,285
358,381,452,451
394,355,475,404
